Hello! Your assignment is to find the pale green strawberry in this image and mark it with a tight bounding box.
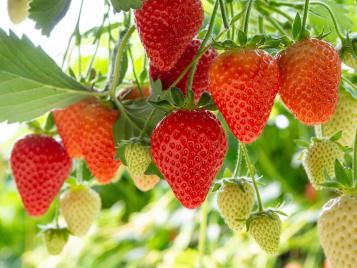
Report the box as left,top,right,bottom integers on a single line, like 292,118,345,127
60,185,101,237
248,211,282,255
318,195,357,268
302,139,344,190
216,178,255,231
316,90,357,148
124,143,152,179
133,174,160,192
43,227,69,255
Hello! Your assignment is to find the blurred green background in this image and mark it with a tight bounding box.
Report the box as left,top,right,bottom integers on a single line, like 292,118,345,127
0,0,356,267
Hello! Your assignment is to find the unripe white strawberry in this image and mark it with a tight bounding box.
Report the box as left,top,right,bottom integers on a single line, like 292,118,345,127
7,0,29,24
43,227,69,255
133,174,160,192
60,185,101,237
125,143,152,179
216,179,255,231
248,211,282,255
316,90,357,148
318,195,357,268
302,139,344,189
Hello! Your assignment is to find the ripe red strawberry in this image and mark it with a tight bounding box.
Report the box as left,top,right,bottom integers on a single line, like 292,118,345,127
79,102,120,184
53,98,95,158
209,49,280,143
134,0,203,71
278,38,341,125
151,109,227,208
150,40,218,102
10,135,72,217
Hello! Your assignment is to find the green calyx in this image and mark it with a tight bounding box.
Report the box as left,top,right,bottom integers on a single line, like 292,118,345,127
212,177,253,193
149,86,216,112
246,209,285,232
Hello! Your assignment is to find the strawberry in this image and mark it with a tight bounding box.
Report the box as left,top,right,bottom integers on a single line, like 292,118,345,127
10,135,71,217
316,90,357,148
151,109,227,209
248,211,282,255
53,98,95,158
209,49,280,143
124,143,152,179
60,185,101,237
79,102,120,184
318,195,357,268
133,174,160,192
43,227,69,255
302,139,344,190
134,0,203,71
216,178,255,231
7,0,29,24
150,40,218,102
278,38,341,125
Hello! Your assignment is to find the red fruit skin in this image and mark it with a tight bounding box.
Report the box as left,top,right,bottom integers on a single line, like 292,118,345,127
79,103,120,184
53,98,95,158
209,49,280,144
150,40,218,102
10,135,72,217
278,38,341,125
134,0,203,72
151,110,227,209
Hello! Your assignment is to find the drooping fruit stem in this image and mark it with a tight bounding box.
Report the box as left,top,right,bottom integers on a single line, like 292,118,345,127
241,144,263,212
300,0,310,39
218,0,229,29
232,142,243,177
186,0,219,106
76,160,83,184
128,47,144,97
197,199,208,268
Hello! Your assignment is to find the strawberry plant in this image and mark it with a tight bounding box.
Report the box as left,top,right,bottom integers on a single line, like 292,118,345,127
0,0,356,267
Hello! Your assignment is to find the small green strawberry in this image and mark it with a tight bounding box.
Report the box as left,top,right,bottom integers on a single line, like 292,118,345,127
133,174,160,192
302,138,344,190
42,227,69,255
315,90,357,148
60,185,101,237
216,178,255,231
247,211,282,255
124,143,152,180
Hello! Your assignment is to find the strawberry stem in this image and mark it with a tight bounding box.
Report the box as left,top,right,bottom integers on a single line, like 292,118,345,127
243,0,254,34
139,108,157,139
232,143,243,177
241,144,263,212
300,0,310,39
186,0,220,106
197,199,208,268
219,0,229,29
76,160,83,184
128,46,144,98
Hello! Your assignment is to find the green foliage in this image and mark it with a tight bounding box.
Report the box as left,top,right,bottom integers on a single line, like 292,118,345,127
110,0,143,12
29,0,72,36
0,30,91,123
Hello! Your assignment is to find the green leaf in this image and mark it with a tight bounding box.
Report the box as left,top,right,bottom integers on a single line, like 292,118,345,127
170,87,185,107
334,160,351,187
145,161,163,179
330,131,343,142
197,92,211,107
110,0,143,12
29,0,71,36
292,13,302,40
294,139,310,148
0,30,91,123
148,100,174,112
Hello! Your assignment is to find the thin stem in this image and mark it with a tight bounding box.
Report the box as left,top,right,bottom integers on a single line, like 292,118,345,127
315,124,323,138
310,1,344,39
241,144,263,212
109,25,136,100
300,0,310,38
258,16,264,34
232,143,243,177
197,200,208,268
186,0,219,104
229,3,235,40
128,47,143,97
243,0,254,34
114,98,142,131
53,197,60,228
257,1,293,22
76,160,83,184
265,16,288,35
169,29,228,90
218,0,229,29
